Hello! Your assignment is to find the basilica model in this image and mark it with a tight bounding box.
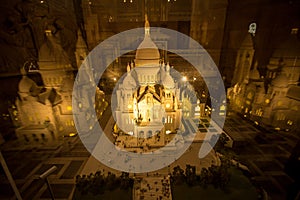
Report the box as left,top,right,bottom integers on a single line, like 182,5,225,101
114,16,183,141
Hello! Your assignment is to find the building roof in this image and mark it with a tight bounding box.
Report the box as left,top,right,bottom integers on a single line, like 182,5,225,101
240,33,254,49
60,77,74,92
123,72,137,89
286,85,300,100
18,76,37,94
137,86,161,103
249,62,260,80
271,73,289,88
76,29,88,49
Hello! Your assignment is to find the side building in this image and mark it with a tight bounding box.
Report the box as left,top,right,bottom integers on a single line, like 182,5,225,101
228,29,300,132
15,29,106,143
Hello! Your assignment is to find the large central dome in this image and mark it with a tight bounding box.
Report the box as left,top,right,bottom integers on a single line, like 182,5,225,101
135,15,160,67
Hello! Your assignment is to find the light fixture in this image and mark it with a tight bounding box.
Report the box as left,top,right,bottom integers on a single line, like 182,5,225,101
166,103,170,108
182,76,187,82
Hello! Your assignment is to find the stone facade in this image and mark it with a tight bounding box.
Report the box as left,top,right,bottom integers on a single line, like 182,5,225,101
228,30,300,131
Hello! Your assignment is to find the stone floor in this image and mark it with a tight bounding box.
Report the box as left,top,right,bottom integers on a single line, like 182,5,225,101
2,106,297,200
0,136,90,200
223,111,299,200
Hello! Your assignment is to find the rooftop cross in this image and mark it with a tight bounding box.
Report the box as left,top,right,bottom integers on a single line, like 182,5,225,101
145,14,150,36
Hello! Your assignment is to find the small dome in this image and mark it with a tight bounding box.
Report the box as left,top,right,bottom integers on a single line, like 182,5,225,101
19,76,37,93
123,73,136,89
162,74,175,89
271,73,289,87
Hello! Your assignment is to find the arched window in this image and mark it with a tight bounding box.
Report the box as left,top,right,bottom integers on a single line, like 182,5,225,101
139,131,144,138
147,130,152,138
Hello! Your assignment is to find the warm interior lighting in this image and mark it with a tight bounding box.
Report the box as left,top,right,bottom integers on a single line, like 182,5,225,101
166,130,171,134
265,99,270,104
67,106,72,111
128,104,132,109
69,133,76,137
166,103,170,108
182,76,187,82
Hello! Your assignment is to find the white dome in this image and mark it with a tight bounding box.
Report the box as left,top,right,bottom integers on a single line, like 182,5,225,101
162,74,175,89
123,73,136,89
